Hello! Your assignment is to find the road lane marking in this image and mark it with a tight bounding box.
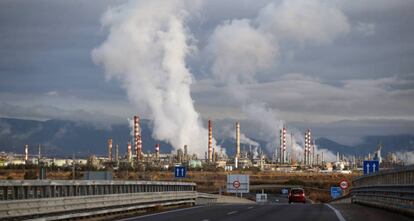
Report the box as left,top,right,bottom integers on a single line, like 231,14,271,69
226,211,238,215
118,206,203,220
325,204,346,221
247,206,254,209
201,219,210,221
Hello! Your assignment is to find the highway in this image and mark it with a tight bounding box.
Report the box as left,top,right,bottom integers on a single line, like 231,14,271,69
120,195,413,221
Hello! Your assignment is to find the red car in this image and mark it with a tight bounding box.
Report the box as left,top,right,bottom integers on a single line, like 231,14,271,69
288,188,306,204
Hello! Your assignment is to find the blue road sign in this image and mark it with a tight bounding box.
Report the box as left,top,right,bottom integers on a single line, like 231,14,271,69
363,160,380,175
281,188,289,195
331,187,342,199
174,166,186,178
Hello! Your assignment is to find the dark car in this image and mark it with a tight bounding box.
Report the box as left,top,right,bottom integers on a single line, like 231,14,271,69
288,188,306,204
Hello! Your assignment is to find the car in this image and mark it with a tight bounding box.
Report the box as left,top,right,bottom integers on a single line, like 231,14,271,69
288,188,306,204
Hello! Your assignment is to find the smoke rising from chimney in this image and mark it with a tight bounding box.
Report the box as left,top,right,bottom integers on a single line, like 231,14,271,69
92,0,212,157
204,0,350,156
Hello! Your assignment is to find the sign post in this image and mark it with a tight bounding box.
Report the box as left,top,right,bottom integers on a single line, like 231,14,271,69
174,166,186,178
363,160,379,175
331,187,342,199
339,179,349,190
227,174,249,196
339,179,350,196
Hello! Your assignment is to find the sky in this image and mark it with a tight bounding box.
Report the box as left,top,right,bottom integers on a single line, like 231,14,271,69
1,0,414,147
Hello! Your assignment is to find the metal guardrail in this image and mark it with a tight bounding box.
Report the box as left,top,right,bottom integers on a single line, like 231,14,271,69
0,191,197,220
0,180,197,220
0,180,196,200
196,192,219,205
351,166,414,217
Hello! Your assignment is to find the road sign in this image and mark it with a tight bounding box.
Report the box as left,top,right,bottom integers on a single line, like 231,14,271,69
281,188,289,195
174,166,186,178
363,160,379,175
331,187,342,199
227,174,249,193
339,179,350,190
256,193,267,203
233,180,241,189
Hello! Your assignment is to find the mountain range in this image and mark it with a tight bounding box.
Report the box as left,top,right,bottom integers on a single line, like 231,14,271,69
0,118,413,158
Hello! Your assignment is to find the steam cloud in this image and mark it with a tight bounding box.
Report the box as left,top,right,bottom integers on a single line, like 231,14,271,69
92,0,352,159
92,0,212,157
206,0,350,156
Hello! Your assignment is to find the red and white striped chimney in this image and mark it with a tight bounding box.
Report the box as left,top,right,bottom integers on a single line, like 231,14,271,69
127,142,132,162
208,120,213,162
282,126,287,163
134,116,142,161
155,143,160,155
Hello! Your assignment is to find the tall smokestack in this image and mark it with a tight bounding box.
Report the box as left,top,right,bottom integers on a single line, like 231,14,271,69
236,122,240,158
282,126,287,164
155,143,160,157
291,132,296,165
134,116,142,162
235,121,240,169
304,128,312,166
108,138,113,161
304,131,308,165
208,120,213,162
24,144,29,161
312,139,315,166
279,129,283,163
127,142,132,162
308,129,312,166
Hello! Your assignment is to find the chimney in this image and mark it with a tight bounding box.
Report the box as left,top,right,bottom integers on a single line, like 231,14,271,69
304,131,308,166
155,143,160,157
134,116,142,162
127,142,132,162
208,120,213,162
236,122,240,158
282,126,287,164
108,138,113,161
115,144,119,164
24,144,29,161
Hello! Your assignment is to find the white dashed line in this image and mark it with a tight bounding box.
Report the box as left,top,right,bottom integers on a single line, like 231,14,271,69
248,206,254,209
226,211,238,215
201,219,210,221
118,206,203,220
325,204,346,221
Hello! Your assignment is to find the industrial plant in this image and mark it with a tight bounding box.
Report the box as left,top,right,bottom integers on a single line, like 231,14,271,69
0,115,406,173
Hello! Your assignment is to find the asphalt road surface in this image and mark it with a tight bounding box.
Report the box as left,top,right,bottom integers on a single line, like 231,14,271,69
119,195,412,221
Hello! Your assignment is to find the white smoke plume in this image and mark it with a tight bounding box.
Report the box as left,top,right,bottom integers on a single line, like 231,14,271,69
208,19,277,86
243,103,283,153
239,132,260,148
222,123,260,147
395,151,414,165
92,0,212,157
317,148,337,162
205,0,350,157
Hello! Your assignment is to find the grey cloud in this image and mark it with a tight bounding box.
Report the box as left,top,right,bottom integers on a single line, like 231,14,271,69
191,75,414,122
0,0,413,144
